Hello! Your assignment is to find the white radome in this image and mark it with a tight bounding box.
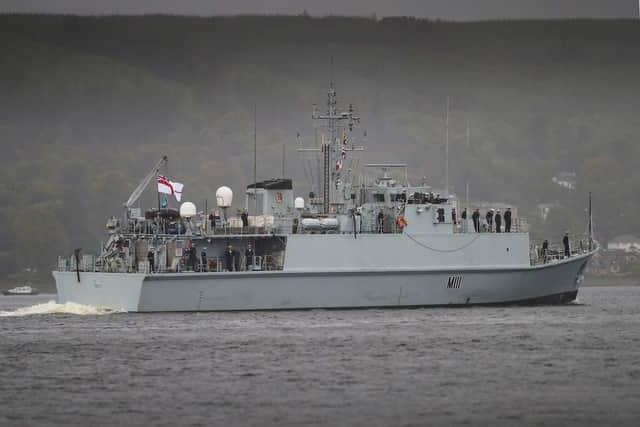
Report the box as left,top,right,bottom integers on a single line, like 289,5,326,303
216,186,233,207
179,202,197,218
294,197,305,210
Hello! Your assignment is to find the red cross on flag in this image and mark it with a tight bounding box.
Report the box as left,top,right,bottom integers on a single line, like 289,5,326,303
157,175,184,202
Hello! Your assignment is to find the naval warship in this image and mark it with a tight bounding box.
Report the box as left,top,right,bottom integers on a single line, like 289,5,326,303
53,84,597,312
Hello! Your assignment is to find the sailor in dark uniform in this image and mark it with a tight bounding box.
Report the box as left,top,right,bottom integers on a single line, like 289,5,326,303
504,208,512,232
495,209,502,233
200,247,207,272
472,209,480,232
563,232,570,258
245,244,254,271
485,209,494,232
377,210,384,233
241,210,249,228
224,244,235,271
542,239,549,263
189,245,198,271
147,249,154,272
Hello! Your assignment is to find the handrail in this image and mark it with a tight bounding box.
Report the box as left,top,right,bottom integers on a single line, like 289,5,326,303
529,234,594,266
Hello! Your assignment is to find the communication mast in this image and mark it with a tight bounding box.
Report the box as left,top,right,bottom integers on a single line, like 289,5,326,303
299,81,362,214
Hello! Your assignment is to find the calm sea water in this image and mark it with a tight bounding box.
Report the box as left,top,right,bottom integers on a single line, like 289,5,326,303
1,286,640,426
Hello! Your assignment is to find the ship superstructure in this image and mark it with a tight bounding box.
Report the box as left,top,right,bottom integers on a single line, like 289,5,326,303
53,84,596,312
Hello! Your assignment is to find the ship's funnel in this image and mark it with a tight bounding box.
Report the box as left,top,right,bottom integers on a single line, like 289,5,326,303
294,197,305,210
216,186,233,208
179,202,197,218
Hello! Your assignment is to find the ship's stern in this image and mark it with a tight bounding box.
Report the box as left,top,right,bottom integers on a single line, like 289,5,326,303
53,271,146,312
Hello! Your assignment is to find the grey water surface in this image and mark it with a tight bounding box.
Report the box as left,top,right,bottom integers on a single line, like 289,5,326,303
1,286,639,426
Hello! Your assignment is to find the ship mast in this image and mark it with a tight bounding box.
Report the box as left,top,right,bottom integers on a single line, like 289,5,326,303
306,82,362,214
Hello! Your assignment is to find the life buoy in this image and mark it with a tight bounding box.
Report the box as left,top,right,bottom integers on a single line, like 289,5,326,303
396,215,408,229
609,263,620,274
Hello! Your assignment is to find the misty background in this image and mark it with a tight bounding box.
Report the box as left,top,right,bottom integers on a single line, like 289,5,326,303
0,0,639,20
1,13,640,286
1,0,639,19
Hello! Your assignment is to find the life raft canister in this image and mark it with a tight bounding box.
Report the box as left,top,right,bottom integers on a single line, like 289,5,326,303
396,215,408,229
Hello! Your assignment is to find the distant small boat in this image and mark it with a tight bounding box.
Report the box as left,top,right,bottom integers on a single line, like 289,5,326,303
2,285,39,296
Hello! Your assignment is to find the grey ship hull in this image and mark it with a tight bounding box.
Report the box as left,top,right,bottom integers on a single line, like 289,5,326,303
53,251,592,312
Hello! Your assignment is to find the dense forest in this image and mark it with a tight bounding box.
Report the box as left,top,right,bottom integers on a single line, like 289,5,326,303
1,14,639,287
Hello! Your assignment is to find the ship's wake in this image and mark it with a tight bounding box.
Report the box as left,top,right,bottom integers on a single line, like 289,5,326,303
0,300,126,317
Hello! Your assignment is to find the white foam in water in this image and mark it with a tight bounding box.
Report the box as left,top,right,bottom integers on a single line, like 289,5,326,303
0,300,126,317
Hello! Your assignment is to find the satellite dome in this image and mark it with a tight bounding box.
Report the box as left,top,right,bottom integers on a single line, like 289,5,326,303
179,202,197,218
216,186,233,208
294,197,305,210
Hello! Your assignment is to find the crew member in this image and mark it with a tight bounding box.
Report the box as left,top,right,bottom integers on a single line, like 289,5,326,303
542,239,549,263
200,247,208,272
189,245,198,271
495,209,502,233
209,212,216,229
355,207,362,234
472,209,480,232
563,232,570,258
485,209,494,232
224,244,235,271
504,208,512,232
245,244,254,271
147,249,154,272
451,208,457,225
377,210,384,233
460,209,468,232
241,210,249,228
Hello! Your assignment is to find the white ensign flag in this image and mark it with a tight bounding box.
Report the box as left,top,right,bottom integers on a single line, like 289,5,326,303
157,175,184,202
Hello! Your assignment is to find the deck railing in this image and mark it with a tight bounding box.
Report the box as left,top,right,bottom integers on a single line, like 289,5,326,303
529,234,594,266
57,254,282,274
454,217,528,234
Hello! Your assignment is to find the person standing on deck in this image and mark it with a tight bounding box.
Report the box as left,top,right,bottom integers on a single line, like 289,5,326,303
542,239,549,263
563,232,570,258
472,209,480,232
147,249,154,272
486,209,494,232
245,244,254,271
504,208,512,232
495,209,502,233
461,208,467,232
224,244,235,271
200,247,207,272
189,245,198,271
377,210,384,233
241,210,249,228
209,212,216,229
